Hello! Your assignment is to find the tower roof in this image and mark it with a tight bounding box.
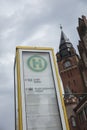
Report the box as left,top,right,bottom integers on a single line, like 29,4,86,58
60,30,70,45
59,27,73,50
59,29,72,49
56,28,76,61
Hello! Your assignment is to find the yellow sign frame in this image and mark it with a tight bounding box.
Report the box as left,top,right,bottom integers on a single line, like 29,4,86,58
15,46,70,130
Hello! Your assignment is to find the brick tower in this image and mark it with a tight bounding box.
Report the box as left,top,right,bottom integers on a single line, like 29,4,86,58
56,27,85,130
56,27,85,95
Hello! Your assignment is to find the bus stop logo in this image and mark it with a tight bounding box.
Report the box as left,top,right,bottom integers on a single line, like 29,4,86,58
27,55,47,72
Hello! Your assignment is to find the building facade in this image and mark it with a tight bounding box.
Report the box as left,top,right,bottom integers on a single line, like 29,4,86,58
56,29,85,94
74,96,87,130
77,15,87,90
72,15,87,130
56,27,86,130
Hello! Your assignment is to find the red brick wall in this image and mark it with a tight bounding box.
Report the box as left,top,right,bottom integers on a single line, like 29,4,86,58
58,55,85,94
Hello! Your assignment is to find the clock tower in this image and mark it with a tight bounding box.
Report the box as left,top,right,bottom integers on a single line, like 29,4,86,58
56,28,85,94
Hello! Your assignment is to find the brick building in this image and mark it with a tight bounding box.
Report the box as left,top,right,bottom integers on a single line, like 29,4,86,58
56,27,86,130
74,96,87,130
56,28,85,94
77,15,87,90
72,15,87,130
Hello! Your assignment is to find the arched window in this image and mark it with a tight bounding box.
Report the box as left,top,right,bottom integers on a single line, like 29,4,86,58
71,116,76,127
84,105,87,119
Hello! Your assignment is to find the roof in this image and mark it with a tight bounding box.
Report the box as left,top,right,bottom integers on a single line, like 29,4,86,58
59,30,70,46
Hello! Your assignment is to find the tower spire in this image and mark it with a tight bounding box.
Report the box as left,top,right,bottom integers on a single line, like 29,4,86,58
59,28,70,47
57,28,76,60
60,24,63,30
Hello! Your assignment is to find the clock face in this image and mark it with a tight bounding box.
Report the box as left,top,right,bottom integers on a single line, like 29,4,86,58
64,61,71,68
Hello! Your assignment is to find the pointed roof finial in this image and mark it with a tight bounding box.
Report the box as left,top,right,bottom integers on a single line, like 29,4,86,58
59,26,72,48
60,24,63,30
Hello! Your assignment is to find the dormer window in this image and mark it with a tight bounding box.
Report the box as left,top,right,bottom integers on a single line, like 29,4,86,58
64,61,71,68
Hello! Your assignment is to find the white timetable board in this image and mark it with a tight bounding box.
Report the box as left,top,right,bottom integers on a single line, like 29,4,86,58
14,47,69,130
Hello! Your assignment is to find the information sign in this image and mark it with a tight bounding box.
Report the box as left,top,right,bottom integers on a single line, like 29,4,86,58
14,46,69,130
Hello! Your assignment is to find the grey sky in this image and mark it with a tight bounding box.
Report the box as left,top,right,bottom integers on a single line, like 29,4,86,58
0,0,87,130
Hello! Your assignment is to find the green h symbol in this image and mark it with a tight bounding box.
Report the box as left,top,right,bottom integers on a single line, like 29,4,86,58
27,55,47,72
32,58,42,69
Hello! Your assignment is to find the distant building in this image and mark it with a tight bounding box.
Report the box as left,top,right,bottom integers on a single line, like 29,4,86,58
56,28,85,94
56,27,85,130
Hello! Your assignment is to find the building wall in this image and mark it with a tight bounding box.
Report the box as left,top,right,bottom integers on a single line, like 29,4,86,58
58,55,85,94
56,18,87,130
74,97,87,130
57,54,85,130
77,15,87,92
72,15,87,130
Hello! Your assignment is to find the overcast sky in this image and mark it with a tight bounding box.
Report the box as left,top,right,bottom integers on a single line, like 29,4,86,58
0,0,87,130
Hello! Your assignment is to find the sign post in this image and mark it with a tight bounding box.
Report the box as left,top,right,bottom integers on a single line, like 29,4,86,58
14,46,69,130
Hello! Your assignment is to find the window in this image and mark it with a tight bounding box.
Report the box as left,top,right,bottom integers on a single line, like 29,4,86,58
68,81,70,87
70,70,72,76
73,80,76,86
71,116,76,127
67,70,72,78
78,111,84,123
67,72,70,78
84,105,87,119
